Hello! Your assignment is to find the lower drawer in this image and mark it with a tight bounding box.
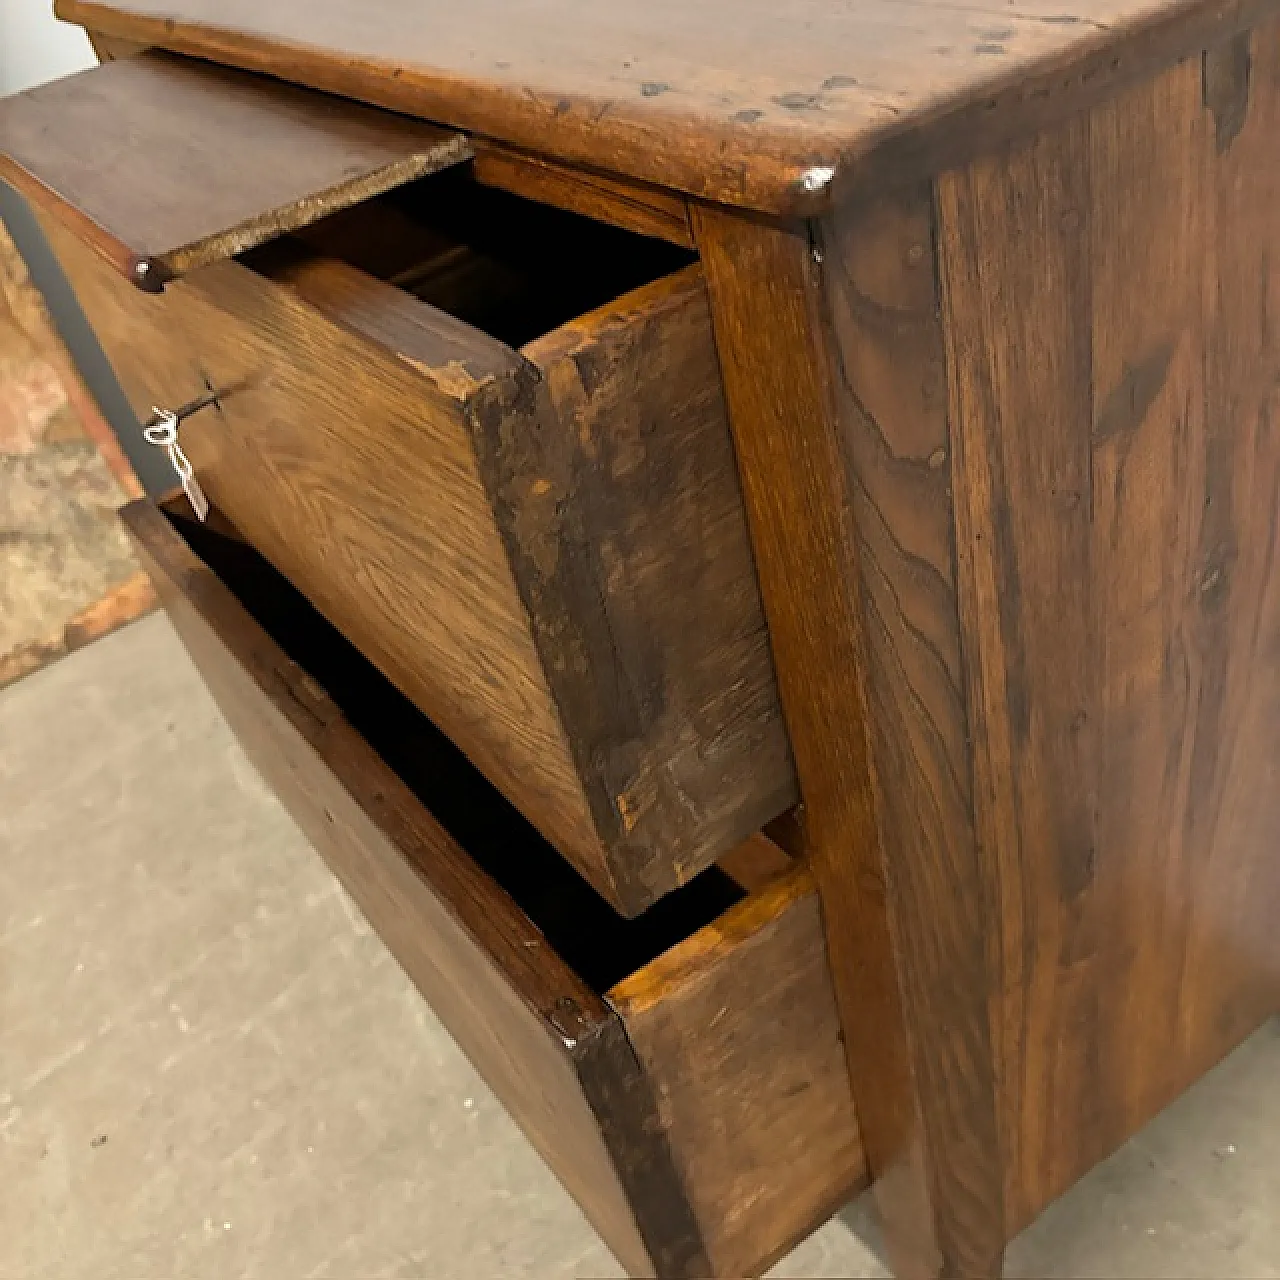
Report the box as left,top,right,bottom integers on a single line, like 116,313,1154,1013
120,498,867,1279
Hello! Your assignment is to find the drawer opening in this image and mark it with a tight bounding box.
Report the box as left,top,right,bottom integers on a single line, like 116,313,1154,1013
238,163,697,349
165,505,751,993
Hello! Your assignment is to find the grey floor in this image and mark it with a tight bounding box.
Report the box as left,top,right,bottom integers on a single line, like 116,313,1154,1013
1,612,1277,1280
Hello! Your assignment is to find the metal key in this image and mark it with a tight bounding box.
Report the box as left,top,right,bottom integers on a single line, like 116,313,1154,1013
144,408,209,522
141,385,229,432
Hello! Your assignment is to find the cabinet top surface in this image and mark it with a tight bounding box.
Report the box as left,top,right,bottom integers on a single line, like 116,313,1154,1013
60,0,1265,212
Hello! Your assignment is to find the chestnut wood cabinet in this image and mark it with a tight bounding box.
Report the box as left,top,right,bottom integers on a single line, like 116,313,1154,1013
4,1,1279,1273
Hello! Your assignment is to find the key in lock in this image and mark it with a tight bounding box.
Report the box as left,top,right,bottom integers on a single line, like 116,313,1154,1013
141,382,240,523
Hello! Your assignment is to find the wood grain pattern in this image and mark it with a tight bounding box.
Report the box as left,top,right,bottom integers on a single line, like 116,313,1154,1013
42,201,794,913
693,206,1002,1278
43,212,600,889
820,185,1006,1272
702,22,1280,1265
0,52,470,287
473,145,693,248
160,255,611,893
119,499,679,1278
123,500,867,1277
55,0,1280,214
938,112,1100,1230
937,14,1280,1233
496,268,797,910
611,867,868,1279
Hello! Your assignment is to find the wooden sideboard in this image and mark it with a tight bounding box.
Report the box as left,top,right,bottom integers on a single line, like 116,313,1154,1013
3,1,1279,1274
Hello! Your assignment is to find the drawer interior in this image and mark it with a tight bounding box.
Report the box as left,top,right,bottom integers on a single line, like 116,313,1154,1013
169,507,764,968
239,163,697,350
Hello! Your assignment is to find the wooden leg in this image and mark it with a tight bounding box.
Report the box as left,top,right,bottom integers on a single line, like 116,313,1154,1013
691,203,1006,1278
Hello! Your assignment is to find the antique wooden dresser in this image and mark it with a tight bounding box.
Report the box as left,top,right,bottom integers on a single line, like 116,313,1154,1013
3,1,1278,1275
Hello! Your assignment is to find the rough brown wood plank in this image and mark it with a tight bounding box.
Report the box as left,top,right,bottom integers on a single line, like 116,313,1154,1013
121,499,711,1279
692,204,1004,1277
821,184,1006,1272
488,266,797,912
474,145,693,248
38,214,602,891
936,16,1280,1233
937,112,1100,1232
55,0,1280,214
610,868,868,1278
271,252,527,386
173,258,609,890
43,200,794,914
0,51,470,288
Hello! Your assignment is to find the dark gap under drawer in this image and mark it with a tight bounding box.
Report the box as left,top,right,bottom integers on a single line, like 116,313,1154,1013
167,509,744,992
240,163,697,350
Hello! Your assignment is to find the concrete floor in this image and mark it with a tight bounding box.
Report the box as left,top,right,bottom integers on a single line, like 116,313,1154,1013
1,611,1277,1280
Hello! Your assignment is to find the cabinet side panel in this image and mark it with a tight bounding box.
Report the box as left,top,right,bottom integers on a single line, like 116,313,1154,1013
938,22,1280,1230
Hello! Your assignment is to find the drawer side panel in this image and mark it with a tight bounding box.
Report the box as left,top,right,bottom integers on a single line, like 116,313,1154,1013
120,500,664,1276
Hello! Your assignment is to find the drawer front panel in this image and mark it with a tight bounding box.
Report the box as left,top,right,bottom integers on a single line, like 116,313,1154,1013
40,210,601,888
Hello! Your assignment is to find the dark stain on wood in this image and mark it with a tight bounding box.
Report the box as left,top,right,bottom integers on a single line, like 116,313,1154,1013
559,1005,711,1280
468,267,797,912
775,92,823,110
1203,31,1253,152
822,184,1008,1273
1093,341,1175,443
56,0,1280,216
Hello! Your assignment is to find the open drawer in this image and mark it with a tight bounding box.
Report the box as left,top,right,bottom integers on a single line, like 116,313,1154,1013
0,51,797,915
120,498,867,1279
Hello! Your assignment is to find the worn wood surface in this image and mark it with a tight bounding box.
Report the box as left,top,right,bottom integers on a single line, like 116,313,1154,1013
43,211,600,888
55,0,1280,213
495,267,796,911
697,18,1280,1271
821,184,1007,1271
692,207,988,1278
121,499,707,1279
937,17,1280,1232
611,867,868,1278
163,254,608,891
44,195,793,913
124,499,870,1277
473,145,694,248
0,52,470,288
